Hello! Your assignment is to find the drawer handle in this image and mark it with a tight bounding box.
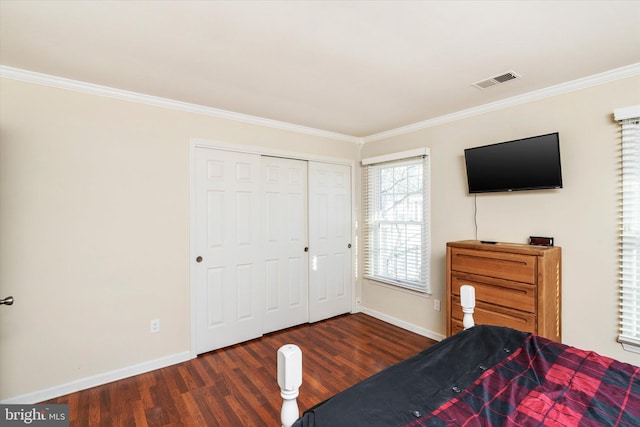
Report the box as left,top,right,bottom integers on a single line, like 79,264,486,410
456,253,530,267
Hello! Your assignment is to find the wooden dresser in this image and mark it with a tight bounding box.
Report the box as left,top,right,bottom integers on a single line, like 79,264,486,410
446,240,561,341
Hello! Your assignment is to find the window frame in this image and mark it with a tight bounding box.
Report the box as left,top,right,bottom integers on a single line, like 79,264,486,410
615,105,640,353
362,148,431,293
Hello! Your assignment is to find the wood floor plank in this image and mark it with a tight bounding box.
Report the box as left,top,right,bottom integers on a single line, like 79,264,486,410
132,399,149,427
42,313,436,426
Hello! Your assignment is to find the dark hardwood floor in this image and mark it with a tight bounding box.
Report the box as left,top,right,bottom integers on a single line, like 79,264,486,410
44,313,436,426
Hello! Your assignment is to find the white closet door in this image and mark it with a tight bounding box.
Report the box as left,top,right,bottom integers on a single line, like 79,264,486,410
308,162,352,322
262,156,309,334
194,147,262,353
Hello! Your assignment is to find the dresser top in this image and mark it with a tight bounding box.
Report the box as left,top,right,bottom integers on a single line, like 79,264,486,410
447,240,561,256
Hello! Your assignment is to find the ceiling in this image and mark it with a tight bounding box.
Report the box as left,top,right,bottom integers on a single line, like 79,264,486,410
1,1,639,139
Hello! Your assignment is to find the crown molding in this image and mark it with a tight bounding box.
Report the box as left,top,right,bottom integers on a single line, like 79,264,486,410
0,65,362,144
2,63,638,145
363,62,640,143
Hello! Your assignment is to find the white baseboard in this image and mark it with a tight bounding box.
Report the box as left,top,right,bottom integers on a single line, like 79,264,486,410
361,307,446,342
1,312,439,404
0,351,192,404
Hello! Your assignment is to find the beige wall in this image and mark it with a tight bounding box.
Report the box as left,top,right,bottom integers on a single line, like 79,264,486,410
0,78,359,401
2,73,639,402
360,75,640,366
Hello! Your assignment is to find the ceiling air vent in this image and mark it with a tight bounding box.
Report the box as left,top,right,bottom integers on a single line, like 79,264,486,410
473,70,521,89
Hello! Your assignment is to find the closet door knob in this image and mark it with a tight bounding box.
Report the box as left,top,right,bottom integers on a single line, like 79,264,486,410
0,296,14,306
196,256,203,263
304,247,309,252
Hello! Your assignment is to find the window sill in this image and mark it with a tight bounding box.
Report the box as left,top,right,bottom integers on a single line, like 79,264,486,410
618,337,640,354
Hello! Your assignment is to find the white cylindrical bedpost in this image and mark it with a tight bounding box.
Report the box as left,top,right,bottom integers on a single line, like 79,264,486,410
460,285,476,329
278,344,302,427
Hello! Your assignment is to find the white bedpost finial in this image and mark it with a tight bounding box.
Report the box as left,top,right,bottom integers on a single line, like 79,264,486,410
278,344,302,427
460,285,476,330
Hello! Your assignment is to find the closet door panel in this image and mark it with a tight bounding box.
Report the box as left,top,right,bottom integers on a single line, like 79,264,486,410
195,148,263,354
262,157,309,333
308,162,352,322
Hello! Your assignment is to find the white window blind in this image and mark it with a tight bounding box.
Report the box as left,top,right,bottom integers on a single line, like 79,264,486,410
616,105,640,352
363,152,430,293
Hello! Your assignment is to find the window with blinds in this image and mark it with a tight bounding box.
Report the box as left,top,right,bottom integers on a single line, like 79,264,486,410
363,151,430,293
616,105,640,353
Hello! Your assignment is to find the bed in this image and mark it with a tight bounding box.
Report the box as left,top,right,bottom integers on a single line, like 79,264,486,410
277,286,640,427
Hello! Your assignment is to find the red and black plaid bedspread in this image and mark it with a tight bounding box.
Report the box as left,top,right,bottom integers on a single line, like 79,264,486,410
407,334,640,426
294,326,640,427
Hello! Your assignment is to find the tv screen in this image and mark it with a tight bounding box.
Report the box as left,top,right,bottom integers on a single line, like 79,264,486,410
464,132,562,193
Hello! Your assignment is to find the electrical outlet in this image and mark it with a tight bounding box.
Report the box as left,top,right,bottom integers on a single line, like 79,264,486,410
150,319,160,334
433,299,441,312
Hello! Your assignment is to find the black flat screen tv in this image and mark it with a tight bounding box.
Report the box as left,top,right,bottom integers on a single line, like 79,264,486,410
464,132,562,193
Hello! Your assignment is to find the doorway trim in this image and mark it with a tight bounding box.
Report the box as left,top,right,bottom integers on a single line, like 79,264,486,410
189,138,356,358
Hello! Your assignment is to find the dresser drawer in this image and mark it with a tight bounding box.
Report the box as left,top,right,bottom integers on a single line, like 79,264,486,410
451,320,465,335
452,297,536,333
451,272,536,313
450,247,537,284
